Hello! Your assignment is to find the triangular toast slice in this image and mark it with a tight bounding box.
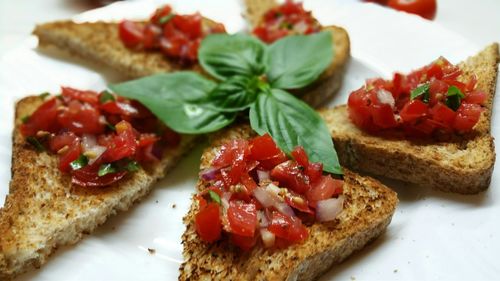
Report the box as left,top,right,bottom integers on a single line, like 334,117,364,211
320,43,499,194
179,124,398,280
0,96,197,279
33,8,350,108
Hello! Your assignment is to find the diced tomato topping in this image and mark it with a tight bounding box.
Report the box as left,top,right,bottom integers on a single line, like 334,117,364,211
118,5,226,63
227,201,257,237
347,56,484,136
20,98,59,137
306,175,343,206
21,88,180,187
252,0,321,43
195,202,222,243
196,135,344,250
268,211,308,242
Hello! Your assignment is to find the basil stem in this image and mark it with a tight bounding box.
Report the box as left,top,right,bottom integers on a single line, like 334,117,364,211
70,154,89,170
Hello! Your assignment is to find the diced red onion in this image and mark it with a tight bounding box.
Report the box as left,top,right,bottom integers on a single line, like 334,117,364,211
221,192,231,211
316,196,344,222
81,134,107,164
257,170,270,182
257,211,269,228
253,187,277,208
200,168,218,181
377,89,395,108
275,202,295,217
260,228,275,248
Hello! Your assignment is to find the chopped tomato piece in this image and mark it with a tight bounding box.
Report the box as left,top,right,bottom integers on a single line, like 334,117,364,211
231,233,257,251
268,211,308,242
57,100,105,135
58,138,81,173
400,100,428,122
271,160,309,194
195,202,222,243
387,0,437,20
119,20,144,48
61,87,99,105
103,121,137,162
291,146,309,168
227,201,257,237
20,98,59,137
306,175,343,206
453,103,483,132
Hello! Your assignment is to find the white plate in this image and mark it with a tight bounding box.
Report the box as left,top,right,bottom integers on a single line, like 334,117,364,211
0,1,499,280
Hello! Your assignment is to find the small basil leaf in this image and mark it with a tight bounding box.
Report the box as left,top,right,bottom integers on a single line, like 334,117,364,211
39,92,50,99
266,31,333,89
70,154,88,170
125,160,140,172
26,136,45,152
199,33,267,81
410,83,430,103
21,115,30,124
98,163,116,177
109,72,236,134
446,85,465,111
249,89,342,175
158,14,174,25
202,75,262,112
99,90,115,104
208,190,221,205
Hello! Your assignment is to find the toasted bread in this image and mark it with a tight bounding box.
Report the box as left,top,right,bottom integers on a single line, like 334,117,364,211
33,6,350,108
320,43,499,194
179,124,398,280
243,0,351,108
0,96,197,279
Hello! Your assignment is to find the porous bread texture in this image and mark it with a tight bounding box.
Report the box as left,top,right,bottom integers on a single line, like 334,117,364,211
320,43,499,194
0,96,197,280
179,124,398,281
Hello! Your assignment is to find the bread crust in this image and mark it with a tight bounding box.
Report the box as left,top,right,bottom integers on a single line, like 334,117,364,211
0,96,198,279
320,43,499,194
179,124,398,280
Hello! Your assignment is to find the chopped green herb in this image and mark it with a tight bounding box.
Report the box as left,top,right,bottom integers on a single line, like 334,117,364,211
410,83,430,103
208,190,221,204
70,154,88,170
105,122,116,131
56,94,63,101
159,14,174,25
26,136,45,152
279,22,293,30
99,90,115,104
125,160,140,172
39,92,50,99
446,85,465,111
98,163,117,176
21,115,30,124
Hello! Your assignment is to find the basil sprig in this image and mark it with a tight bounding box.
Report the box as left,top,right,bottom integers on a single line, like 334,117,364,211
110,31,342,175
445,85,465,111
410,83,430,103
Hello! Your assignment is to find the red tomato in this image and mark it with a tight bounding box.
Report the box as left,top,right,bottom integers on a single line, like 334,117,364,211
20,98,59,137
291,146,309,168
72,163,127,187
49,131,79,152
271,160,310,194
305,162,323,184
172,13,202,39
150,5,172,25
227,201,257,237
453,103,483,131
387,0,437,20
268,211,308,242
430,102,456,128
284,192,313,214
61,87,99,105
306,175,343,206
119,20,144,47
370,104,398,129
58,138,81,173
231,233,257,251
464,90,487,105
195,202,222,243
249,134,282,161
57,100,105,135
400,100,428,122
103,121,137,162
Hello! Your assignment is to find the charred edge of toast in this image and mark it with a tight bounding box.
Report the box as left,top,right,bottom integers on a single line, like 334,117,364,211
179,124,398,280
0,96,199,279
323,43,499,194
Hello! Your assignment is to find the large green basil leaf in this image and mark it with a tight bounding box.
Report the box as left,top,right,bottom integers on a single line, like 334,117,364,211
202,75,264,112
266,31,333,89
109,72,236,134
249,89,342,174
199,33,267,81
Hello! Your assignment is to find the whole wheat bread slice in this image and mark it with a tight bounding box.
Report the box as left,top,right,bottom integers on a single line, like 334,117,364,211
33,8,350,109
320,43,499,194
0,96,197,280
179,124,398,280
